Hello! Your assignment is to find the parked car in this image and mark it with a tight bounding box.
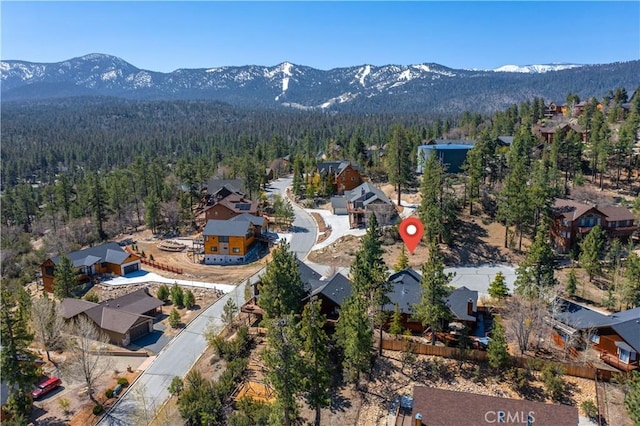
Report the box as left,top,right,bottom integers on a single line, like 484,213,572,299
32,376,61,400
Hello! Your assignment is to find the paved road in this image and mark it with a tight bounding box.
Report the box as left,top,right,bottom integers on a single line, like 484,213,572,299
100,177,317,425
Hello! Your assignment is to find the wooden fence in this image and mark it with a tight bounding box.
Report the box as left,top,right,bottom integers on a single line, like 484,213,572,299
382,338,612,381
139,257,184,274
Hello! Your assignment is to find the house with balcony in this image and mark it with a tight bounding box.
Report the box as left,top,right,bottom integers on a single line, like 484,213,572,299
317,160,362,194
202,214,268,265
548,298,639,372
344,182,396,228
41,243,141,293
550,198,637,253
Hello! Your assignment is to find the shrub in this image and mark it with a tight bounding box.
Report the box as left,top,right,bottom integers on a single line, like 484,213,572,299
169,307,181,328
541,363,566,402
141,250,146,258
105,388,114,398
581,400,598,420
506,367,531,394
58,398,71,415
156,284,170,303
92,404,104,415
117,377,129,387
84,291,99,303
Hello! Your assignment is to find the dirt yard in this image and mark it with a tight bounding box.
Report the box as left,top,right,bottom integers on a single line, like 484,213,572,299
117,229,266,284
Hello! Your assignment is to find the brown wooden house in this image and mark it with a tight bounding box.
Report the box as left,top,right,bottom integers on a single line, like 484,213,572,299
317,160,362,194
534,122,588,144
551,198,637,253
549,298,639,372
41,243,141,293
202,214,268,265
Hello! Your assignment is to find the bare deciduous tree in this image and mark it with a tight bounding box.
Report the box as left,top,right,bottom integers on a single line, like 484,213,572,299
31,295,67,362
65,315,112,402
504,295,548,355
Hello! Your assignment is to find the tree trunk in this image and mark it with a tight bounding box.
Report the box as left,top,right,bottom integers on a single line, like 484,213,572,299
504,223,509,249
397,183,401,207
314,405,321,426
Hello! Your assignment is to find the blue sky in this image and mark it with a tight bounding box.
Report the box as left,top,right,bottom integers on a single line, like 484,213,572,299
2,2,638,72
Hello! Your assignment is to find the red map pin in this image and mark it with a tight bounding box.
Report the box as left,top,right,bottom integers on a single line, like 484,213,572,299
399,216,424,254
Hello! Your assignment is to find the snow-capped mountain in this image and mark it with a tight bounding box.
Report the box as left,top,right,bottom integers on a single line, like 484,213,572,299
492,64,582,73
1,54,639,113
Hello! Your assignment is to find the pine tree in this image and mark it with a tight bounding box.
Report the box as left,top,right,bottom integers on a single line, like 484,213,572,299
157,284,170,303
488,271,510,300
171,283,185,308
54,253,78,299
461,139,484,215
514,221,557,298
87,172,110,240
184,289,196,309
393,246,409,272
145,192,161,234
222,298,238,326
300,298,331,426
258,241,305,319
263,316,303,426
336,295,373,383
385,125,413,206
389,303,404,337
419,153,446,244
566,268,578,297
487,317,510,369
1,288,39,418
412,243,454,345
579,225,605,282
169,308,181,328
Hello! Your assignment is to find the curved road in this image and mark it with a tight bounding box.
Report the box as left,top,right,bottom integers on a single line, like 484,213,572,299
99,177,316,425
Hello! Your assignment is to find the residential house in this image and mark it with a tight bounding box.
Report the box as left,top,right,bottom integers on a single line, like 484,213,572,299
496,136,514,147
269,157,291,178
548,298,639,372
41,243,141,293
201,194,258,222
345,182,396,228
202,214,268,265
534,122,588,144
383,269,480,335
265,168,274,181
60,288,163,346
307,272,352,322
416,140,476,173
550,198,637,253
410,386,578,426
206,178,245,196
544,101,566,118
317,160,362,194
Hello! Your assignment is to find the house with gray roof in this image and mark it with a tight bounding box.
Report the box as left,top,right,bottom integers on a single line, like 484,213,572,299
317,160,362,194
202,214,269,265
41,242,141,293
549,298,639,372
60,288,163,346
345,182,396,228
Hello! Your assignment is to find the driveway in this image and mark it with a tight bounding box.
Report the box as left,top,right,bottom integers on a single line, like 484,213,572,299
305,208,366,251
445,264,517,296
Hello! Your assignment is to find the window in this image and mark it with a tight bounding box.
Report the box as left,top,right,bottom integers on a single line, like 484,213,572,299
590,334,600,344
351,176,355,181
211,247,217,253
45,266,55,276
219,236,229,243
232,248,240,253
205,235,209,242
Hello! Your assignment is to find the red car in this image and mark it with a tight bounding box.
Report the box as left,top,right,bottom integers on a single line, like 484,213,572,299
32,376,61,400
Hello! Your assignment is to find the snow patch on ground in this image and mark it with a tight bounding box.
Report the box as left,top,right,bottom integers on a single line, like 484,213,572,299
355,65,371,87
101,271,235,292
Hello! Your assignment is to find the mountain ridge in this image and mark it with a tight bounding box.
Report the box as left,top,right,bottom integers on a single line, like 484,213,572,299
2,53,639,113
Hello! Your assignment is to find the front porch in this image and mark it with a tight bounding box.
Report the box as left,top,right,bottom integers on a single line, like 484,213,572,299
599,352,638,372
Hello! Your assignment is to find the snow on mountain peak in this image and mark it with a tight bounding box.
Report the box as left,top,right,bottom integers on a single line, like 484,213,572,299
493,64,582,73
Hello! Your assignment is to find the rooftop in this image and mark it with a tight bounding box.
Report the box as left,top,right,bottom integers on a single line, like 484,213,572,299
51,242,131,267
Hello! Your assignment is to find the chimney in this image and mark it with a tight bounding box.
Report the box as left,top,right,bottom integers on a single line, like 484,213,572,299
467,299,473,316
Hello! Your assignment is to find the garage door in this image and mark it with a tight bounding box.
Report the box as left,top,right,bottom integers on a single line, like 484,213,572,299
129,321,149,342
123,263,139,275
